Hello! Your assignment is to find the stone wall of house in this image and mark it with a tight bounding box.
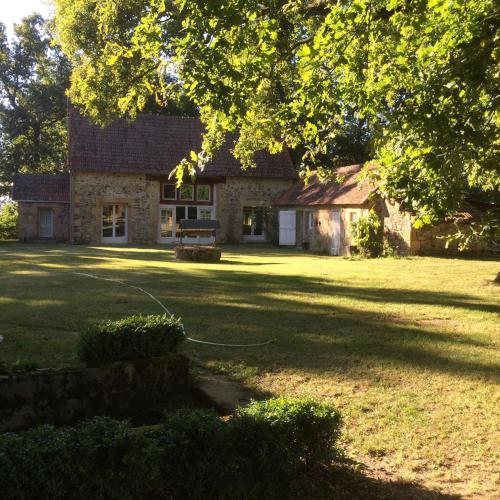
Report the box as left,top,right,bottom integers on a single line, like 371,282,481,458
411,222,493,255
71,172,160,245
312,208,335,253
376,198,413,255
376,198,494,255
215,177,294,243
17,202,69,242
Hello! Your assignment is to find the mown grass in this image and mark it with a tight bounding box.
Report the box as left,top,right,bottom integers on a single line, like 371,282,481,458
0,242,498,497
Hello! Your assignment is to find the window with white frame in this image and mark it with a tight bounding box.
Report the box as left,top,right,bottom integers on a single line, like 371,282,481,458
179,184,194,200
197,185,210,202
308,212,314,230
162,183,176,200
199,208,212,220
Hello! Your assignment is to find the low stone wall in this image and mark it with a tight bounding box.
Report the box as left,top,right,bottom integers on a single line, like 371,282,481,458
0,355,190,432
175,245,222,262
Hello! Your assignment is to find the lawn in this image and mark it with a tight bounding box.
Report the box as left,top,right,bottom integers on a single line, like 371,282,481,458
0,242,499,497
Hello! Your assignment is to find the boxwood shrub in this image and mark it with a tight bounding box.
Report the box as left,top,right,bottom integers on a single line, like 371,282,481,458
0,398,342,500
77,314,185,365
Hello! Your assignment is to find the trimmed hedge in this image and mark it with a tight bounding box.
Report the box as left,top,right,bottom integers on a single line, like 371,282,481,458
0,398,342,500
78,314,185,365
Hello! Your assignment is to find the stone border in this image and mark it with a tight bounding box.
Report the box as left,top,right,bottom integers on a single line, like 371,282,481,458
0,355,190,432
175,245,222,262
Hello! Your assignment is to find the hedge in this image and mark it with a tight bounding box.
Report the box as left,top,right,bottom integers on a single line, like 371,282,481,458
78,314,185,365
0,398,342,500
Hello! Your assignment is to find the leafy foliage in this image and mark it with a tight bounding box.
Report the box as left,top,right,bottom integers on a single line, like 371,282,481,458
0,201,17,239
0,16,70,194
444,209,500,252
0,398,342,499
351,210,383,257
78,314,185,365
54,0,499,239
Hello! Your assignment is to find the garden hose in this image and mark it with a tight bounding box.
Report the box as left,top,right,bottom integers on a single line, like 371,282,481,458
71,271,275,347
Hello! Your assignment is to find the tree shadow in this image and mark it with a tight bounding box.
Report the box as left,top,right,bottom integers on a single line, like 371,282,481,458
296,462,462,499
1,243,498,383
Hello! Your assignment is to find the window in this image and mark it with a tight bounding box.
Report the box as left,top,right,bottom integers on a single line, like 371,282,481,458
188,206,197,219
160,208,173,238
196,185,210,201
243,207,266,239
199,208,212,220
176,206,186,232
102,204,128,242
179,184,194,200
162,183,176,200
308,212,314,230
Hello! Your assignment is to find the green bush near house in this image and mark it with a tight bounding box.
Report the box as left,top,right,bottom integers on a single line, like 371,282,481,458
350,209,383,257
77,314,185,365
0,398,342,500
0,359,39,375
0,202,18,240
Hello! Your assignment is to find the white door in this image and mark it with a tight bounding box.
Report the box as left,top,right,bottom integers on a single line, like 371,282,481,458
279,210,296,246
242,207,267,242
331,211,341,255
159,207,174,242
39,208,53,238
102,204,128,243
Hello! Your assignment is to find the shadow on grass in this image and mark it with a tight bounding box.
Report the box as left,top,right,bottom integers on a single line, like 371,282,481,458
1,243,499,382
296,462,461,499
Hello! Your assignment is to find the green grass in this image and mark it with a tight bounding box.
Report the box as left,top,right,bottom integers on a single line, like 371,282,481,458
0,242,499,497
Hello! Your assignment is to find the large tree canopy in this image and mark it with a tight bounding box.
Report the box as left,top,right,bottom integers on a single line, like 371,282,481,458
0,15,71,192
55,0,499,229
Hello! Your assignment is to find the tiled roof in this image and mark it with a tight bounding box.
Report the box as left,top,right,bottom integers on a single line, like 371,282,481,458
274,165,374,206
12,173,70,203
69,109,296,179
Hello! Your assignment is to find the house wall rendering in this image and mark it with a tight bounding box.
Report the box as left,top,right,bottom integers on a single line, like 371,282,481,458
17,202,70,242
216,177,294,244
71,172,159,245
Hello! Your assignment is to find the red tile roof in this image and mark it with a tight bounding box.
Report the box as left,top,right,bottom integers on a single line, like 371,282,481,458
69,109,296,179
12,173,70,203
274,165,375,206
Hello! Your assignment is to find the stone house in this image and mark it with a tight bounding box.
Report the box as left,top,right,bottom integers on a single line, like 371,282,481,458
13,110,296,245
274,164,496,255
12,174,70,242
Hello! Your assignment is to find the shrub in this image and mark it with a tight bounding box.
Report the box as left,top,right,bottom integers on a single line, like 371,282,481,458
0,417,160,500
0,202,17,240
228,397,342,495
77,314,185,365
0,359,39,375
350,209,383,257
159,409,227,499
0,398,342,499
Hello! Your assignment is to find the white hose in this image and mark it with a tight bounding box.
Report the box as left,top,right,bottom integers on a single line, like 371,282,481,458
72,271,275,347
1,256,275,347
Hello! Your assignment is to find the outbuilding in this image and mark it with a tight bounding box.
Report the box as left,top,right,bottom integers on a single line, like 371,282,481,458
274,164,497,256
274,165,373,255
12,173,70,242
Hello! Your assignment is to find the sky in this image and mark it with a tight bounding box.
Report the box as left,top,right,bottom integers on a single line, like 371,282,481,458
1,0,53,38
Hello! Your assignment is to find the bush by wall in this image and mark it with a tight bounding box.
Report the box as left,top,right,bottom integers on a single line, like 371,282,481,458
77,314,185,365
351,209,383,257
0,398,342,500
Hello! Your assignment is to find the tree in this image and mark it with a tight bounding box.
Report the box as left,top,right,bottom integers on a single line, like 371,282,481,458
0,15,71,194
54,1,499,232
